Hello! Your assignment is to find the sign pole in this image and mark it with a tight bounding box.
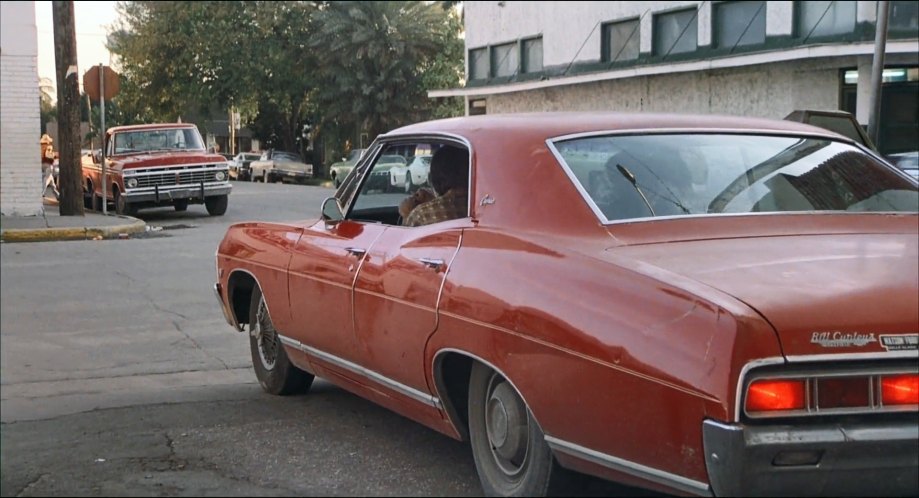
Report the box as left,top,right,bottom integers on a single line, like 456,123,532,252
99,63,107,215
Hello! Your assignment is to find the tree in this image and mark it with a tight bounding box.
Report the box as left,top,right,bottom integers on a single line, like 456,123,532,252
39,77,57,134
311,1,464,140
108,1,319,154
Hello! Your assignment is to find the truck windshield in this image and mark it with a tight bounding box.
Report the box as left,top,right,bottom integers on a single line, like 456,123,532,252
112,128,205,155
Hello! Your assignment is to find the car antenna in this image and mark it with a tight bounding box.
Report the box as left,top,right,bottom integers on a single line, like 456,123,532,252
616,164,656,217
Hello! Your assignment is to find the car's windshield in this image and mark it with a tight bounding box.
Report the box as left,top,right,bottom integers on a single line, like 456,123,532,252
553,134,919,222
112,128,204,154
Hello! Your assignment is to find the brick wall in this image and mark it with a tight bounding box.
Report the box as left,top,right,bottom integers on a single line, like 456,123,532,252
0,53,43,216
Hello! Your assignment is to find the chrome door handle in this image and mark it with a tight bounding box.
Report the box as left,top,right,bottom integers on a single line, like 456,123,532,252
417,257,444,269
345,247,366,256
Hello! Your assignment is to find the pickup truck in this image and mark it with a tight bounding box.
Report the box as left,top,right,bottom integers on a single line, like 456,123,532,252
82,123,232,216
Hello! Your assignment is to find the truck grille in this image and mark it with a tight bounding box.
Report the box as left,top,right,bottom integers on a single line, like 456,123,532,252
133,169,224,188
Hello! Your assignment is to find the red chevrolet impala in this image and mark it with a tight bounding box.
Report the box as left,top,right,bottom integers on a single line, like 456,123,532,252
214,113,918,497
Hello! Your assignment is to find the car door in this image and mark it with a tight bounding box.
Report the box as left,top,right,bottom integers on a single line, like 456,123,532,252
287,219,386,364
351,219,470,400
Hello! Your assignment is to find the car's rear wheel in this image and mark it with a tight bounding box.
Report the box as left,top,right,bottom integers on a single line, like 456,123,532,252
468,362,570,496
248,286,314,395
174,199,188,212
205,195,228,216
332,174,340,188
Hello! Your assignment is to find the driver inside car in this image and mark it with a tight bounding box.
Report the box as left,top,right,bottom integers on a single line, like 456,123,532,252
398,145,469,227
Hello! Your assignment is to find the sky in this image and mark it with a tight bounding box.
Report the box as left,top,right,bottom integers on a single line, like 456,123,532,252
34,0,121,96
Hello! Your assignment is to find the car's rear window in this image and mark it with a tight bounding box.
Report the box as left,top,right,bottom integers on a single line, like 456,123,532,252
552,134,919,222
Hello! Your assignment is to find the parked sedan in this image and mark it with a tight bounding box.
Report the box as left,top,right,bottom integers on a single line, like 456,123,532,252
389,154,432,192
249,150,313,184
329,148,368,187
228,152,262,181
214,113,918,497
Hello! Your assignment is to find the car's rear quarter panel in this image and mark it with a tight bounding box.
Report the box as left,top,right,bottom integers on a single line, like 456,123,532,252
430,227,784,487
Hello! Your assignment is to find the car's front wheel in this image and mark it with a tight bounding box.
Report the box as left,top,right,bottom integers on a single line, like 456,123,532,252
468,362,570,497
248,287,314,395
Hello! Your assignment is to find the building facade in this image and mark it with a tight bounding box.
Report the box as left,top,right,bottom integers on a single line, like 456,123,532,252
1,1,43,216
433,1,918,154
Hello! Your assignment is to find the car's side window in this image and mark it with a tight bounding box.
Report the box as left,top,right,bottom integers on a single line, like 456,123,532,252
346,140,469,227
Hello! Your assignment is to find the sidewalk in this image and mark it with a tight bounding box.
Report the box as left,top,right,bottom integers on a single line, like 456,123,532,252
0,197,146,243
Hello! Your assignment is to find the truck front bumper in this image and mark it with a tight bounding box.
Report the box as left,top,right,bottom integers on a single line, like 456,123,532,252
703,418,919,496
125,183,232,204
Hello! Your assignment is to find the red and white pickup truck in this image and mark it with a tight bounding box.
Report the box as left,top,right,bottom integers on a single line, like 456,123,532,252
81,123,232,216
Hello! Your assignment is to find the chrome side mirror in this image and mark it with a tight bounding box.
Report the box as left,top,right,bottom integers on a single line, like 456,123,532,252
321,197,344,226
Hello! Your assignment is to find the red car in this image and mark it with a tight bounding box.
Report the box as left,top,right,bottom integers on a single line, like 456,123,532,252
214,113,918,497
82,123,232,216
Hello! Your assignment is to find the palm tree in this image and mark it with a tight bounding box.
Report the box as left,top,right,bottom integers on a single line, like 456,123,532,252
311,1,461,139
39,77,56,134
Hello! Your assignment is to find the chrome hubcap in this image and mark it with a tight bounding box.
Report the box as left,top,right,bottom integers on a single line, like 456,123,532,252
254,297,278,370
485,375,529,477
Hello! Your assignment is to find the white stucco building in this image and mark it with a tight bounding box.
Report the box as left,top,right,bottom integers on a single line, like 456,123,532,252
1,1,43,216
433,1,918,154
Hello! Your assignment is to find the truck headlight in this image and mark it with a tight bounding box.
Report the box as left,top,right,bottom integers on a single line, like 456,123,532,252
126,177,138,188
215,171,227,181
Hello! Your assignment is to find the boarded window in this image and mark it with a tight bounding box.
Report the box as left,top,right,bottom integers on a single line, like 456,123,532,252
491,42,518,77
469,47,488,80
797,1,856,38
522,37,543,73
603,19,639,62
714,1,766,48
654,9,698,56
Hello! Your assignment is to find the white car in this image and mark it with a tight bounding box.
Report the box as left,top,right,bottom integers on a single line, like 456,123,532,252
389,154,432,192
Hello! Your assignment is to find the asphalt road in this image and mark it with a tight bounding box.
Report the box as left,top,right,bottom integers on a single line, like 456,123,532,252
0,181,651,497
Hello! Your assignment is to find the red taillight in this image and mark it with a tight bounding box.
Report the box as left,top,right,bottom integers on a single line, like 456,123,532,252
881,374,919,406
746,379,806,412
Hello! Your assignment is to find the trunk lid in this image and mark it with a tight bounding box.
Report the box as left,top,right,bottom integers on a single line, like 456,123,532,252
609,232,919,357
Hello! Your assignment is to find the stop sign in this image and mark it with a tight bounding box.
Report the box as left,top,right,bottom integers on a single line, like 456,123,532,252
83,65,120,102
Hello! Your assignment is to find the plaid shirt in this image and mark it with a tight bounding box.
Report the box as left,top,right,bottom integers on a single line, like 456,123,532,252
404,188,468,227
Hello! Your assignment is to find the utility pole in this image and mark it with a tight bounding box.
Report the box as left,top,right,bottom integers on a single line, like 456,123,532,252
868,1,890,147
52,1,84,215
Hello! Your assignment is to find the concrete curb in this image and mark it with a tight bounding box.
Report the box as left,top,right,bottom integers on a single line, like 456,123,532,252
0,216,147,243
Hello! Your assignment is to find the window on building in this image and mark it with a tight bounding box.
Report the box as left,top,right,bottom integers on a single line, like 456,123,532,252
522,37,543,73
602,19,640,62
890,1,919,32
491,42,519,77
797,1,856,38
654,8,698,56
469,47,488,80
714,1,767,48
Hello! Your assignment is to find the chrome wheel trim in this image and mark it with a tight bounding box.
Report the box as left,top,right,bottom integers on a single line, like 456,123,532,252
254,296,279,370
484,372,530,478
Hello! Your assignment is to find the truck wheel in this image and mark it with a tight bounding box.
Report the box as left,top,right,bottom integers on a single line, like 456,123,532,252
205,194,228,216
174,199,188,212
83,182,94,210
114,188,137,216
